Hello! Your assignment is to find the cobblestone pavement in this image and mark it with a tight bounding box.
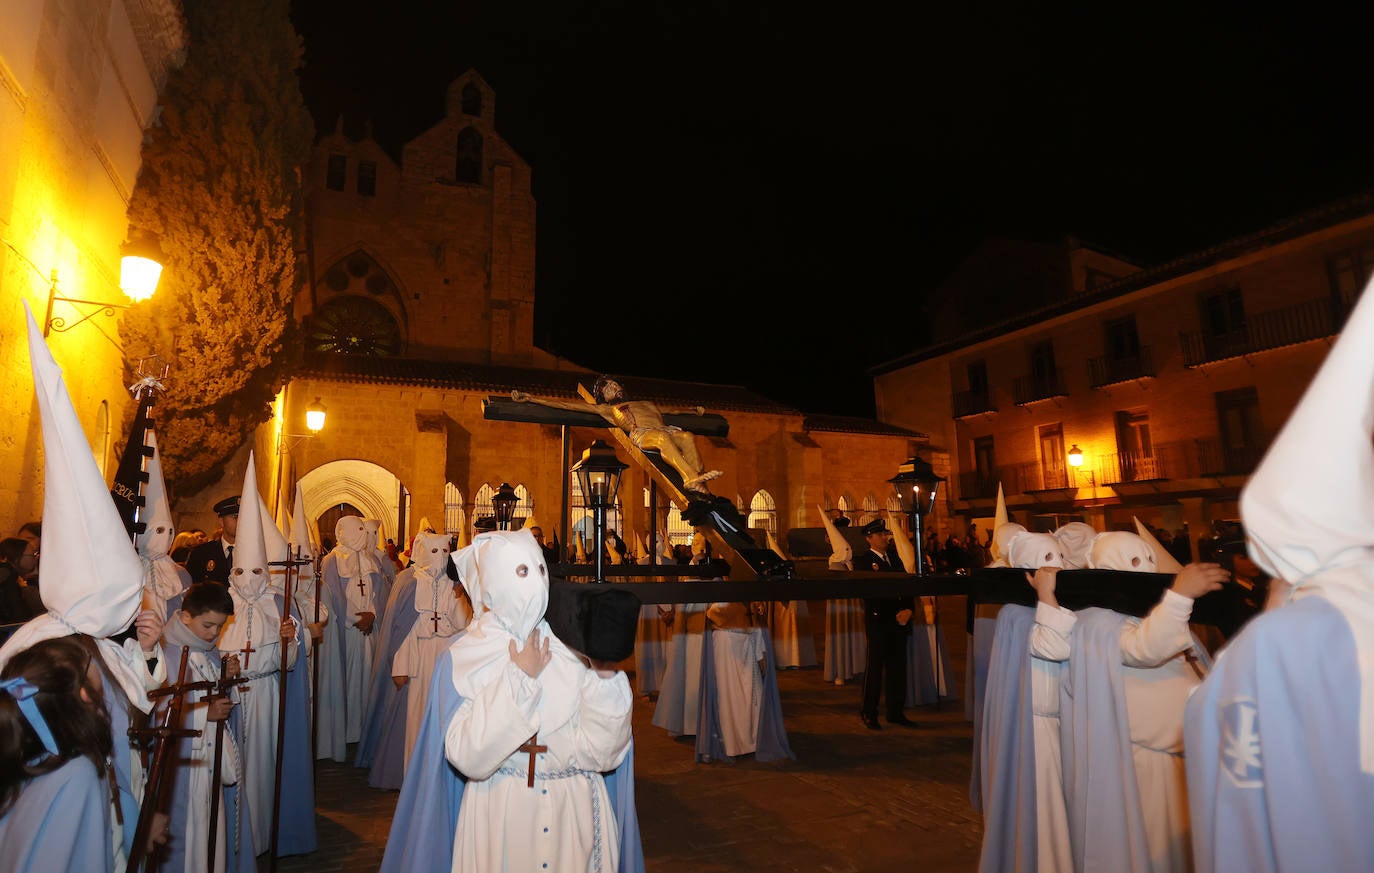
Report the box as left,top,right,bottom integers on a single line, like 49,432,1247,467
268,598,983,872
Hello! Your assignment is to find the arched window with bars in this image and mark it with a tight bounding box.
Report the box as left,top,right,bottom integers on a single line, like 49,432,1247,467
444,483,466,538
747,489,777,536
513,483,533,530
473,483,495,529
570,475,623,553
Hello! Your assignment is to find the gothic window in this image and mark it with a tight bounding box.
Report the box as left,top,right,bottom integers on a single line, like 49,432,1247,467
357,160,377,196
513,484,533,530
326,154,347,191
461,82,482,116
665,501,692,547
747,490,777,535
307,296,401,356
474,483,496,529
456,128,483,184
444,483,465,538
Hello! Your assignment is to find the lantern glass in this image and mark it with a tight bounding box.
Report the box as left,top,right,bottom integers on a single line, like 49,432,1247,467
119,255,163,302
1067,444,1084,467
305,398,327,433
888,456,944,517
492,482,519,529
571,439,628,509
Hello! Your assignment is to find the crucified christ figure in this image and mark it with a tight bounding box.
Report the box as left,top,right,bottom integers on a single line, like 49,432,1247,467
511,376,723,491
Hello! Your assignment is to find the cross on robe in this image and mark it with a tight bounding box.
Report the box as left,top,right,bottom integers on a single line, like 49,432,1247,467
431,612,442,634
239,641,256,670
356,577,369,600
517,733,547,788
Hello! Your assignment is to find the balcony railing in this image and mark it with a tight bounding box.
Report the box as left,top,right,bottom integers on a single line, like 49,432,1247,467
1180,296,1347,367
963,435,1277,500
1088,347,1155,388
952,390,997,418
1012,368,1067,406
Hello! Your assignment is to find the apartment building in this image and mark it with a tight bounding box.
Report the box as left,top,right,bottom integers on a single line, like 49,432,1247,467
872,192,1374,557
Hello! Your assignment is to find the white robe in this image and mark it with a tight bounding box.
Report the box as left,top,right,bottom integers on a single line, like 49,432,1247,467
768,599,817,669
707,603,766,757
443,615,633,873
216,598,300,855
1027,602,1074,873
650,602,707,736
392,565,471,769
323,553,384,743
1039,590,1203,873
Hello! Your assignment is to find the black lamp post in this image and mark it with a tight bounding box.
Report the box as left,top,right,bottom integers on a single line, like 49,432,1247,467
571,439,628,583
492,482,519,531
889,456,945,576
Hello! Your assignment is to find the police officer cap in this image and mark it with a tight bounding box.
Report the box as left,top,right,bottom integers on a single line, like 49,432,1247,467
862,518,888,536
213,495,240,517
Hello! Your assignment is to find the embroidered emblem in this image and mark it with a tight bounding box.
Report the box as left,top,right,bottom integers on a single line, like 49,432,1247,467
1220,698,1263,788
206,560,216,573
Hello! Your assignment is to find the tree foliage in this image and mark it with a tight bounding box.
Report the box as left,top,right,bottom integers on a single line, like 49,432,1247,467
121,0,314,496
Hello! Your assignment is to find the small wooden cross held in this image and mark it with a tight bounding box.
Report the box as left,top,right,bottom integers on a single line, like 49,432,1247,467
516,733,547,788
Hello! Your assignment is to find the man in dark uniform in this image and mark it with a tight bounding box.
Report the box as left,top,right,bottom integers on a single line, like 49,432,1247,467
185,495,240,585
856,518,916,730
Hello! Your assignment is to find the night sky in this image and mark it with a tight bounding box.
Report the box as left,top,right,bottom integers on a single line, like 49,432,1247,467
291,2,1374,418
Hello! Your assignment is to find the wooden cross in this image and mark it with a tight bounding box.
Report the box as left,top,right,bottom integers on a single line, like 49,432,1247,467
431,612,442,633
516,733,547,788
239,641,256,670
356,577,369,600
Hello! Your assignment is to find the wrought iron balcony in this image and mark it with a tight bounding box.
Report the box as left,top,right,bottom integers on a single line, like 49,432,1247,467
952,390,997,418
1088,347,1155,389
956,471,1001,500
1012,368,1067,406
1180,296,1347,367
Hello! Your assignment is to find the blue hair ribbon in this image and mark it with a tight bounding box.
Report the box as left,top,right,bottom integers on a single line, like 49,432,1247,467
0,677,60,757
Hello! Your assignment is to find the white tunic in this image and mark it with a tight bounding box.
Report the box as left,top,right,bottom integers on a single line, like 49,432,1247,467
1035,590,1203,873
650,603,706,735
392,565,471,768
706,603,766,757
443,617,632,873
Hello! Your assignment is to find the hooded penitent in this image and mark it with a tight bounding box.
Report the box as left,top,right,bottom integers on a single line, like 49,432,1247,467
0,305,150,709
1087,531,1158,572
219,452,285,666
474,529,549,643
1005,531,1065,570
1133,517,1184,574
335,516,381,581
818,504,853,568
138,431,184,610
290,482,317,561
1054,521,1099,570
411,531,465,636
1240,271,1374,772
989,522,1029,569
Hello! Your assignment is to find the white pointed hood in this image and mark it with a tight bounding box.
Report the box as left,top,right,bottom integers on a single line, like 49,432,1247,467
766,528,787,561
1134,517,1184,574
412,531,465,636
1241,273,1374,771
230,453,272,602
886,511,917,573
137,432,183,607
256,487,300,598
334,516,380,579
988,521,1028,569
1088,531,1158,572
1054,521,1098,570
1006,531,1064,570
991,483,1010,561
289,482,316,561
471,529,548,642
0,305,149,711
818,504,853,568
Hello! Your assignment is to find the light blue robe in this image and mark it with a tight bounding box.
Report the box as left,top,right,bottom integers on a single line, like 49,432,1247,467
379,647,646,873
355,570,419,789
975,604,1037,873
0,757,112,872
966,612,999,811
695,619,794,764
1185,594,1374,872
277,594,318,856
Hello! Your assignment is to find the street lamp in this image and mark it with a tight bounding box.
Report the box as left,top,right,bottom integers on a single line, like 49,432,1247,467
305,398,327,433
571,439,628,583
889,456,945,576
4,236,165,337
1067,444,1096,489
492,482,520,531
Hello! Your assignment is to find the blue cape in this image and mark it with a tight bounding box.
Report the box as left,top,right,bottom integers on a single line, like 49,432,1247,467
975,604,1037,873
695,622,794,763
355,571,419,790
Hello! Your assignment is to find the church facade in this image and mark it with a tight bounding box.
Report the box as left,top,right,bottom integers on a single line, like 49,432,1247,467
180,71,933,568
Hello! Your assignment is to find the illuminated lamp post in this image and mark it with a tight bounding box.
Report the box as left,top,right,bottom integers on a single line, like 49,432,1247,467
889,456,945,577
492,482,519,531
571,439,627,584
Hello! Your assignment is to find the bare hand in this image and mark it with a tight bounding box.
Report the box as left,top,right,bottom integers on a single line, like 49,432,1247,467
307,621,324,643
224,654,241,679
392,675,409,689
207,695,235,722
279,618,297,644
658,606,675,627
135,609,165,653
1026,567,1060,606
694,406,705,416
509,629,552,678
354,611,376,635
511,389,530,402
1172,563,1229,600
146,811,170,853
895,608,914,626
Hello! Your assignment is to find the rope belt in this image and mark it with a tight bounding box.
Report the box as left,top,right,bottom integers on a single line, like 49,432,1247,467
492,766,606,873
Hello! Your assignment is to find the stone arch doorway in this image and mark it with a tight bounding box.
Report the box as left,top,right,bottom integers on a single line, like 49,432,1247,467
299,459,412,553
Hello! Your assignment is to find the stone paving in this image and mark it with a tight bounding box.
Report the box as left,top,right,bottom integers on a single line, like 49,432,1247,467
268,598,984,872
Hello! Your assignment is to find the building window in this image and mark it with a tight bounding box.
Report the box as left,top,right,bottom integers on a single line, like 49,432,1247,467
967,360,989,397
357,160,377,196
1037,423,1066,489
973,435,996,483
747,490,777,536
1104,316,1140,362
512,483,533,530
456,128,483,184
307,295,402,356
1114,410,1155,480
1214,387,1265,475
444,483,465,539
461,82,482,117
1327,241,1374,308
1199,287,1246,349
326,153,347,191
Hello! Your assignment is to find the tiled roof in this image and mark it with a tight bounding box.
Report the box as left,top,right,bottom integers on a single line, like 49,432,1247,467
802,413,928,439
298,353,802,415
871,188,1374,372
